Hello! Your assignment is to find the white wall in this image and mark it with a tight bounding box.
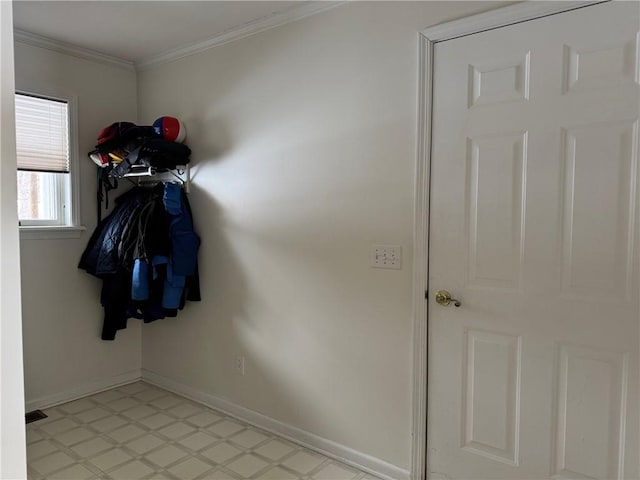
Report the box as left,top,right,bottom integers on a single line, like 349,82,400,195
1,2,27,477
14,43,142,407
138,1,502,470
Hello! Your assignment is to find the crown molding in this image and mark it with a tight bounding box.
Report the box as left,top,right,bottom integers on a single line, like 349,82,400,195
135,1,347,70
14,2,346,73
13,29,135,71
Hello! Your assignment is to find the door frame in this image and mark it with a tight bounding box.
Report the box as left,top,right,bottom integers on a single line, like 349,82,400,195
410,2,606,479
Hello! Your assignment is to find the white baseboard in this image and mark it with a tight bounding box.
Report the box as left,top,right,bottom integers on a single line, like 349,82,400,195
142,369,409,480
25,369,142,412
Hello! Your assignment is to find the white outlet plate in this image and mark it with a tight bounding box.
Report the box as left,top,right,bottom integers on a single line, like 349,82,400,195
370,245,402,269
235,356,245,376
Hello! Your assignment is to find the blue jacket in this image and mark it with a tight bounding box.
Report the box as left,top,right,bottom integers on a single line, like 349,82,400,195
131,183,200,309
164,182,200,277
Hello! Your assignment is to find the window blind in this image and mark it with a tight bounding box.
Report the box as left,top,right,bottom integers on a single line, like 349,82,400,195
15,93,69,173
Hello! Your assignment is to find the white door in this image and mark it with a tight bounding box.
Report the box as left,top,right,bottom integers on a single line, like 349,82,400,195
428,2,639,479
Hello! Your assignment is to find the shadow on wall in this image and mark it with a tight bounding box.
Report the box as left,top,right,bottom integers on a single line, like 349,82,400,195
141,115,332,430
144,184,317,426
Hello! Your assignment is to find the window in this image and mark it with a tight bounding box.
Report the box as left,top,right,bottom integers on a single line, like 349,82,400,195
15,92,77,227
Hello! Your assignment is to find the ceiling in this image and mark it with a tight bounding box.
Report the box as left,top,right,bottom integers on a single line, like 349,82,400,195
13,1,330,65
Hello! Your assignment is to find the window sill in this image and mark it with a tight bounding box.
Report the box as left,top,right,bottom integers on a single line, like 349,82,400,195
19,225,86,240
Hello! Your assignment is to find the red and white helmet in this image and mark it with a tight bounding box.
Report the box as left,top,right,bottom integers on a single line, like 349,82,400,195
153,116,186,143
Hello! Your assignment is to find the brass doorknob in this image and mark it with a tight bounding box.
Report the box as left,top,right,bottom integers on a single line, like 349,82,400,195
435,290,461,307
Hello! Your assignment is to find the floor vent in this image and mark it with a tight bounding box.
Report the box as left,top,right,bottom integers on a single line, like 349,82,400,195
25,410,47,424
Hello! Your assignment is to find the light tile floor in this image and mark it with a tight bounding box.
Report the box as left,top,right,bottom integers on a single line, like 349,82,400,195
26,382,380,480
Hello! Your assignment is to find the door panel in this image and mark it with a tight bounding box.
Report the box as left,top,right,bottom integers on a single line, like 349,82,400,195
553,344,629,480
428,2,639,479
461,328,521,466
560,121,638,300
466,132,527,290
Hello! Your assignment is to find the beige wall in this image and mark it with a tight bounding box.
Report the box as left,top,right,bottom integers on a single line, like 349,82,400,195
14,42,142,405
138,1,501,469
